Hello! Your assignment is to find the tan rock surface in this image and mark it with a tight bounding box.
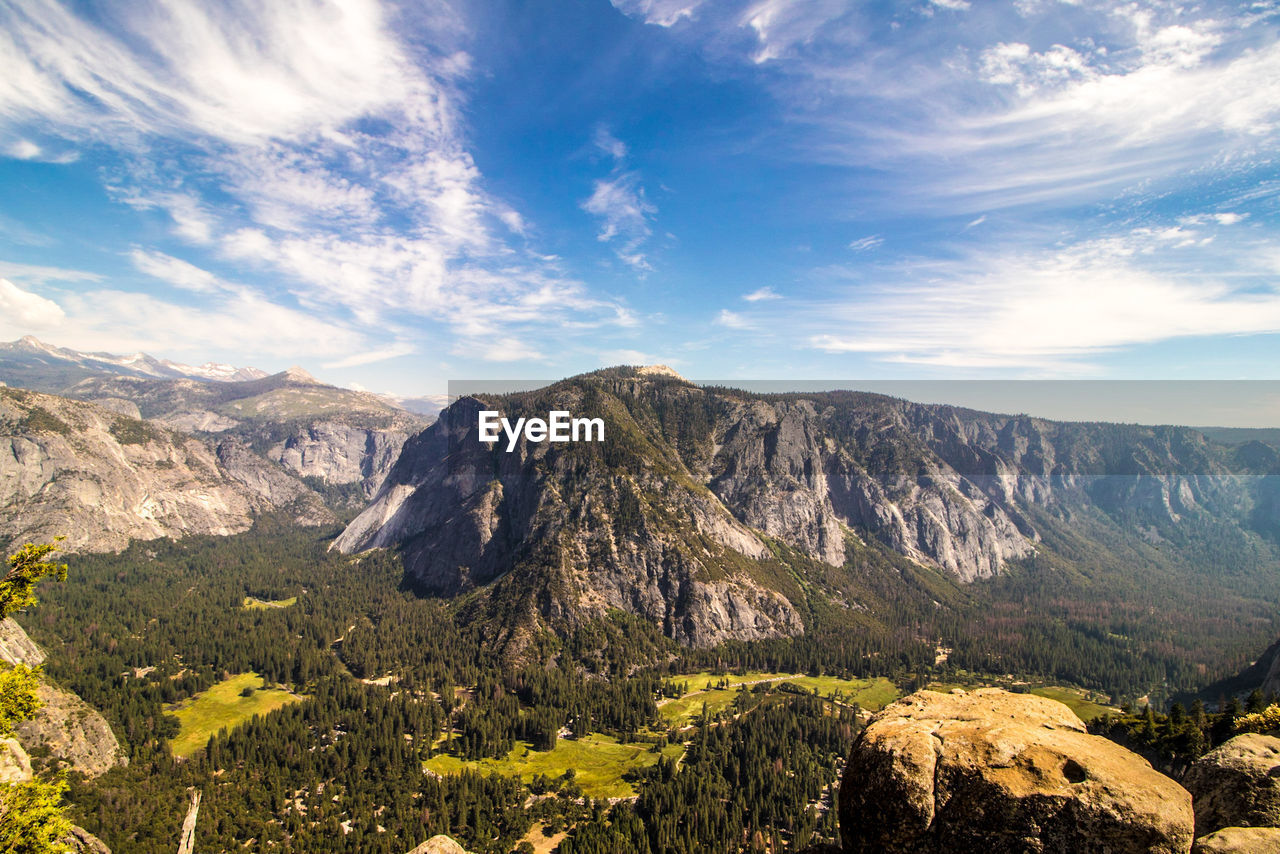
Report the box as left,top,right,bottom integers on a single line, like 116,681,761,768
839,688,1194,853
15,681,127,778
1192,826,1280,854
1183,733,1280,835
406,834,470,854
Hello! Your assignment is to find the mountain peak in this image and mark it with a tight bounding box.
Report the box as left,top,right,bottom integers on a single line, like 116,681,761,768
280,365,319,384
636,364,685,380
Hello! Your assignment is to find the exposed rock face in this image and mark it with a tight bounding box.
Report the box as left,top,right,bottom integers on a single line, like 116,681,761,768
62,825,112,854
0,617,45,666
0,737,32,783
62,371,427,500
838,688,1194,854
406,835,471,854
265,421,411,498
339,370,1278,648
214,440,334,525
336,395,797,647
0,387,331,553
15,681,128,778
0,617,125,779
1193,827,1280,854
1183,734,1280,835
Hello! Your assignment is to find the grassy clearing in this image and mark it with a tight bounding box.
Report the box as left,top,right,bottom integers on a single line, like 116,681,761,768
659,688,743,726
242,596,298,610
424,734,684,799
1029,687,1116,722
167,672,302,758
660,672,899,727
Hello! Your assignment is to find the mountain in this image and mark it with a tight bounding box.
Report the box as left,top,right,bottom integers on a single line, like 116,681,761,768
336,367,1280,654
0,385,334,553
0,339,434,504
63,367,430,500
0,335,267,389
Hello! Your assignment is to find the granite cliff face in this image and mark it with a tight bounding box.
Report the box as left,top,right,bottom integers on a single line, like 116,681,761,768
338,369,1277,647
336,394,798,647
1,617,126,779
62,368,428,501
0,386,333,553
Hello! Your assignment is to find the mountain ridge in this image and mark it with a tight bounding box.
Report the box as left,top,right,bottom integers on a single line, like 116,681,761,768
336,367,1280,655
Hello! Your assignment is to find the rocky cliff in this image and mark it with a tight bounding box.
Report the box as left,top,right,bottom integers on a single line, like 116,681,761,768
337,369,1278,647
64,368,428,500
1,617,126,779
0,386,332,553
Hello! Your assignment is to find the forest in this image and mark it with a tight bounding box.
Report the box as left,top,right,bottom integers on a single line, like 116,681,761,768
13,517,1278,853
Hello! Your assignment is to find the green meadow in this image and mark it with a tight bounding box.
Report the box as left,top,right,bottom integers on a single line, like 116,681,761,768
424,734,684,799
167,672,302,758
241,595,298,610
1029,686,1117,721
659,672,900,727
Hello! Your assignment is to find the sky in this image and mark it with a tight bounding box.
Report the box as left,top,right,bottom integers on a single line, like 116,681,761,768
0,0,1278,400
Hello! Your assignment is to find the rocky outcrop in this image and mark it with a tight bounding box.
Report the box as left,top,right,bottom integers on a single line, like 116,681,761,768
0,617,45,666
407,835,471,854
0,737,32,783
0,618,125,779
62,825,112,854
1183,734,1280,835
266,421,411,498
15,681,128,778
338,369,1280,648
0,387,332,553
838,688,1194,853
214,440,334,525
1193,827,1280,853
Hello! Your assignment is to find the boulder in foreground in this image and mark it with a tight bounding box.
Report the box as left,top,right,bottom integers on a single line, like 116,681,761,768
839,688,1194,853
1191,826,1280,854
1182,733,1280,835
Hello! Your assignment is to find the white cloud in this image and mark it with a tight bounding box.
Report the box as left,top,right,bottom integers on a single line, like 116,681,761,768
0,1,628,360
8,140,40,159
848,235,884,251
593,126,628,160
930,0,970,10
0,278,65,329
802,227,1280,367
715,309,756,329
0,262,103,285
322,343,417,369
609,0,704,27
130,249,224,293
581,172,657,269
55,288,366,360
743,286,782,301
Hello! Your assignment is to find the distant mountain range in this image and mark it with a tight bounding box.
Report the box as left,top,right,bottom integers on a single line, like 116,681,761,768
0,335,270,387
0,339,436,550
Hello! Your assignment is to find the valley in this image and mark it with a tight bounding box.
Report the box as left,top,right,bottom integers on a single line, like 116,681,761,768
3,357,1280,852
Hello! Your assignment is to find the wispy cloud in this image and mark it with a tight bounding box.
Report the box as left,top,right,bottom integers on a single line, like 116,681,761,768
582,171,658,271
714,308,757,329
848,235,884,251
0,0,632,361
743,286,782,301
802,220,1280,368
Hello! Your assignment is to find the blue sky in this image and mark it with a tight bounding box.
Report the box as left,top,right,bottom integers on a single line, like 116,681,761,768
0,0,1278,397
